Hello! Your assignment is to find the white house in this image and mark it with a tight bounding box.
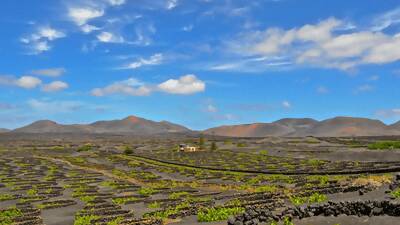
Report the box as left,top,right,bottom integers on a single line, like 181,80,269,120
179,144,198,152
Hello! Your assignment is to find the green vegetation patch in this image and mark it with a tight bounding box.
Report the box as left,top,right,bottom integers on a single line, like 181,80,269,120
368,141,400,150
391,188,400,199
112,196,139,205
0,194,15,202
74,215,100,225
144,201,190,219
289,192,328,206
77,144,93,152
138,187,157,196
197,207,245,222
169,191,189,199
0,207,22,225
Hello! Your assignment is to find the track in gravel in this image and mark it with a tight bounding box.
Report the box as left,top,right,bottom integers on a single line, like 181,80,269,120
129,154,400,175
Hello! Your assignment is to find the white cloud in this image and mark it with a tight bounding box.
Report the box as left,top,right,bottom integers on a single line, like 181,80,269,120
31,68,66,77
92,75,206,97
91,78,151,96
81,24,101,33
15,76,42,89
68,7,104,26
158,74,205,95
124,53,163,69
282,101,291,109
232,17,400,70
166,0,178,10
42,81,69,92
97,31,125,43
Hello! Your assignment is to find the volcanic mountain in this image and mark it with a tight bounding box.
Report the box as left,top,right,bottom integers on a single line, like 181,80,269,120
8,116,400,137
204,118,317,137
88,116,190,134
13,116,190,135
204,117,400,137
291,117,398,137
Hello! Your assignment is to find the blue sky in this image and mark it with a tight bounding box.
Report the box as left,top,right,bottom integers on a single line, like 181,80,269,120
1,0,400,130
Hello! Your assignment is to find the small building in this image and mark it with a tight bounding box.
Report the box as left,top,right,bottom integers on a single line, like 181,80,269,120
179,144,199,152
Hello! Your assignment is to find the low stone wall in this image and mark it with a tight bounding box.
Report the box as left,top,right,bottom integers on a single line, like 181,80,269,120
228,200,400,225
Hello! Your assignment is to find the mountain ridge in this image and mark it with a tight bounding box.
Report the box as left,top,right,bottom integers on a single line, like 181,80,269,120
8,116,400,137
204,116,400,137
12,116,190,135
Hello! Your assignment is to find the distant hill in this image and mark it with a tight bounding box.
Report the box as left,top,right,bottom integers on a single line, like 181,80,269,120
13,116,190,135
390,121,400,130
291,117,398,137
88,116,190,134
204,117,400,137
204,118,318,137
0,128,10,133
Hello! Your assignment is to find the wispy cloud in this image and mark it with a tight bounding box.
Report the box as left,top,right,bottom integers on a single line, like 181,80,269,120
122,53,163,69
282,100,291,109
28,99,82,113
182,25,194,32
354,84,374,94
31,68,66,77
91,78,151,96
208,56,292,72
20,26,66,54
316,86,329,94
42,81,69,92
375,108,400,119
368,75,380,81
372,7,400,31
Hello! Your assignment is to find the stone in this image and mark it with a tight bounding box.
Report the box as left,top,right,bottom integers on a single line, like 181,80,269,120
234,221,243,225
373,207,383,216
395,173,400,181
228,216,236,224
